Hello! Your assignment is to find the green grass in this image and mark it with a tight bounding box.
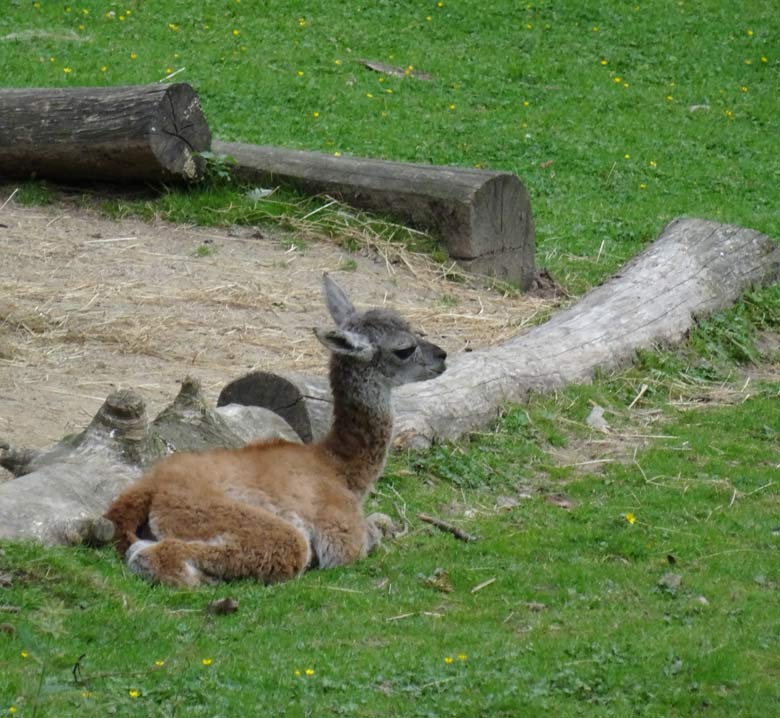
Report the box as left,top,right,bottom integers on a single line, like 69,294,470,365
2,2,780,715
3,291,780,717
1,1,778,290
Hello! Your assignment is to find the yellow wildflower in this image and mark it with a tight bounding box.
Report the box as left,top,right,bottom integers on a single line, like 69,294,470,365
100,66,108,72
746,29,753,36
297,70,304,76
744,58,752,65
20,651,29,659
625,512,636,524
312,111,319,118
639,184,647,190
129,689,140,698
740,85,748,92
666,95,673,101
761,56,768,63
624,153,631,159
600,59,608,65
305,668,315,676
444,656,454,664
130,52,137,59
63,67,72,73
232,29,240,36
448,103,455,110
168,23,179,31
154,660,165,667
458,653,467,661
649,160,657,168
613,76,622,83
201,658,213,666
9,708,17,715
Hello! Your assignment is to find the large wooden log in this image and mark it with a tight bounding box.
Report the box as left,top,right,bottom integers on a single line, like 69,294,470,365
391,218,780,447
218,219,780,449
0,379,299,544
0,84,211,183
212,139,535,288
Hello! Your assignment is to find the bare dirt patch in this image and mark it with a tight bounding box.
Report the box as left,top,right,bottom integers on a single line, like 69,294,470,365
0,196,554,450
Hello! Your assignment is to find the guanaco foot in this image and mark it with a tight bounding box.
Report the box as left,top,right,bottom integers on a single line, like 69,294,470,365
126,539,212,588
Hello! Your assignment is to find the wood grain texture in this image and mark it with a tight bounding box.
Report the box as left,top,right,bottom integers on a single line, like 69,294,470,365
0,83,211,183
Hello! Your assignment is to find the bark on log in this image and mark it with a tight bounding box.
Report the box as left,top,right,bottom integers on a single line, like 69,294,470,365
217,219,779,449
0,379,299,544
217,371,332,443
0,84,211,183
212,139,535,288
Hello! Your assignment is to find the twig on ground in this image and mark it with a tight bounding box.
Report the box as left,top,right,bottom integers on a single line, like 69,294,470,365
470,577,496,594
417,512,477,542
0,188,19,212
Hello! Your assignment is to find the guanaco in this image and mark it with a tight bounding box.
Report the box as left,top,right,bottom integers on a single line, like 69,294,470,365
105,274,447,586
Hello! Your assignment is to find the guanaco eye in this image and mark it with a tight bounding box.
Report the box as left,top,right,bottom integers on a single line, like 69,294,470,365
393,346,417,360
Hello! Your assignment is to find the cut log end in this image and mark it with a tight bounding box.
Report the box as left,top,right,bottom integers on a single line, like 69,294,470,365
218,371,316,443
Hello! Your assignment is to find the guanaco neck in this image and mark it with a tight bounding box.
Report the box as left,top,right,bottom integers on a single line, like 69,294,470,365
321,358,394,497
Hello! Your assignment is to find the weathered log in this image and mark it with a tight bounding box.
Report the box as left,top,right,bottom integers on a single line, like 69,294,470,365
391,218,780,447
0,83,211,183
219,219,780,449
0,379,299,544
217,371,333,443
212,139,535,288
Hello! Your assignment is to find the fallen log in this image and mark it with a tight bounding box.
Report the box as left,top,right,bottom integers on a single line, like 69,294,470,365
212,139,535,288
0,379,299,544
0,83,211,183
218,218,780,449
391,218,780,447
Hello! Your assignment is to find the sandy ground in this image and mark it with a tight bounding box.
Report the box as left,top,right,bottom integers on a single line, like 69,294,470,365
0,195,553,453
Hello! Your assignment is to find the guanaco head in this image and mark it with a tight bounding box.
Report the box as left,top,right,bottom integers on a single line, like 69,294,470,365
314,274,447,387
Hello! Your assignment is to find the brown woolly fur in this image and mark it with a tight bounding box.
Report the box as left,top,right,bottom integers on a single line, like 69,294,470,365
105,275,446,587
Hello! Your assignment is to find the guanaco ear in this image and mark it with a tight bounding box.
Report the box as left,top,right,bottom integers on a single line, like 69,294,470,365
314,327,375,360
322,273,356,327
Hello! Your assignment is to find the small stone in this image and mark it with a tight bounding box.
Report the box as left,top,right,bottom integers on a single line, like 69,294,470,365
658,572,683,594
586,405,610,433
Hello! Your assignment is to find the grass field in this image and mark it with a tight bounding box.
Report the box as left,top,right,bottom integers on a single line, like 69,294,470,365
2,2,780,716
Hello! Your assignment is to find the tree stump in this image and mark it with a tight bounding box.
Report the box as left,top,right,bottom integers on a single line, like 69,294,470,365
212,139,535,288
0,84,211,183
